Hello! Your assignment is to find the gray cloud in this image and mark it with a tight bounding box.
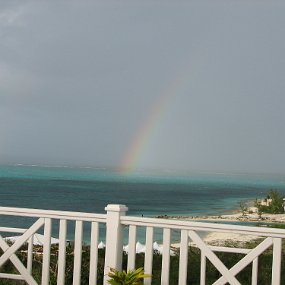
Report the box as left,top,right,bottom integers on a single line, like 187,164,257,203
0,0,285,174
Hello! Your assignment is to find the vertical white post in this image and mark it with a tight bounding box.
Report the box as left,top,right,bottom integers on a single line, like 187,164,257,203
161,228,171,285
272,238,282,285
41,218,52,285
27,235,34,274
127,225,137,271
144,227,154,285
73,221,83,285
251,257,258,285
89,222,99,285
104,204,128,285
178,230,189,285
200,252,206,285
57,219,67,285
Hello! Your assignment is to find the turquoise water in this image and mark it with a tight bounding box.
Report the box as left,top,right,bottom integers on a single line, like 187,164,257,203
0,165,284,242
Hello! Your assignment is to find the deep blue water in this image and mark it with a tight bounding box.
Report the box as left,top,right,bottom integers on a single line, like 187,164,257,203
0,165,284,242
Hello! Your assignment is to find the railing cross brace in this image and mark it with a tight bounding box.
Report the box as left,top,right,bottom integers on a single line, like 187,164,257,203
0,237,38,285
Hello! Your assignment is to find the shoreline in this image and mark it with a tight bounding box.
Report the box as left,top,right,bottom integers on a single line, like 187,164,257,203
163,206,285,246
157,210,285,224
161,213,285,224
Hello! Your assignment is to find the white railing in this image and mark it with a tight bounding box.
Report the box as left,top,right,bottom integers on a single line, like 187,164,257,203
0,206,107,285
0,204,284,285
120,214,285,285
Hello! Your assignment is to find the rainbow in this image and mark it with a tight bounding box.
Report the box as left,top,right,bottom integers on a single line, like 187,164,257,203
118,77,184,174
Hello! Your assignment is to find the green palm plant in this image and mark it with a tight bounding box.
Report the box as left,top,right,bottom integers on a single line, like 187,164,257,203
107,267,151,285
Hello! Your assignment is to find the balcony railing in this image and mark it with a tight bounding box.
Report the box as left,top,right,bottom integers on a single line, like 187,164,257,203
0,204,284,285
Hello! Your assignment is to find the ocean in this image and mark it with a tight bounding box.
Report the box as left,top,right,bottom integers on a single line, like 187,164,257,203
0,165,284,242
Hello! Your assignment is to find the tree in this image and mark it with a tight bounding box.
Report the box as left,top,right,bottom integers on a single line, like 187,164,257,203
254,199,263,219
267,190,284,214
239,201,248,217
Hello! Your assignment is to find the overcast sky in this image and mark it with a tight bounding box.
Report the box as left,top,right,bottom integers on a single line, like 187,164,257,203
0,0,284,174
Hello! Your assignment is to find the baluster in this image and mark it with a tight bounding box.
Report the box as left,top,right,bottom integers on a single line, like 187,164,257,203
89,222,99,285
161,228,171,285
127,225,137,270
251,257,258,285
272,238,282,285
179,230,189,285
42,218,52,285
144,227,154,285
27,235,33,274
57,219,67,285
73,221,83,285
200,252,206,285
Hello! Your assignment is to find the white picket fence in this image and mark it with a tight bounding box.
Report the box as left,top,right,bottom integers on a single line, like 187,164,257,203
0,204,284,285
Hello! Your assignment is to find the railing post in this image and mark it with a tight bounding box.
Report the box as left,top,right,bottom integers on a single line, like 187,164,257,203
104,204,128,284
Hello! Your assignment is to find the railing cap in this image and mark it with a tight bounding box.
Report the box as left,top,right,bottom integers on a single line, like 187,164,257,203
105,204,128,212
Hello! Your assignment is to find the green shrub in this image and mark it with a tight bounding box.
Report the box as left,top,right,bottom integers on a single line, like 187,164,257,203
107,267,151,285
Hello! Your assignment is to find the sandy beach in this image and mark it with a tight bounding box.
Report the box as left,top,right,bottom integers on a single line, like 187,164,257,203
161,206,285,224
166,206,285,246
171,232,262,248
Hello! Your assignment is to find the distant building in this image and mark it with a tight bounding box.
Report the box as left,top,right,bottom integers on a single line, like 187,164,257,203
260,196,285,212
260,198,272,207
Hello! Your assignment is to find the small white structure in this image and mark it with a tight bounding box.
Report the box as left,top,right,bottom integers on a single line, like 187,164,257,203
98,241,105,249
123,241,174,256
123,241,145,254
153,241,163,253
260,198,272,206
5,233,59,246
